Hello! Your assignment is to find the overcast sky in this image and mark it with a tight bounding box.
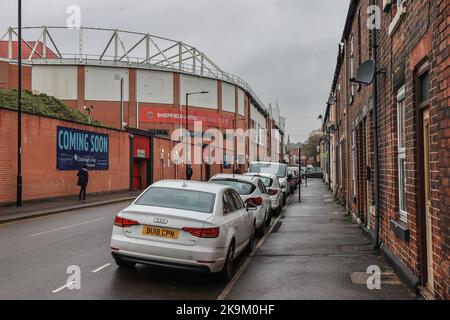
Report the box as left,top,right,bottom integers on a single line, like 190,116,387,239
1,0,349,143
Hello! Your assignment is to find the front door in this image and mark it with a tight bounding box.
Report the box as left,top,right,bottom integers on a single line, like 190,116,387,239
423,108,434,291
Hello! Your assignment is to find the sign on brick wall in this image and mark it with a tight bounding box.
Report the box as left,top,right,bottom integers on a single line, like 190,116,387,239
56,126,109,170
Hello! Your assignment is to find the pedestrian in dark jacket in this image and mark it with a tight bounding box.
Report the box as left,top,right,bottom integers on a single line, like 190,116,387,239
77,164,89,200
186,165,193,181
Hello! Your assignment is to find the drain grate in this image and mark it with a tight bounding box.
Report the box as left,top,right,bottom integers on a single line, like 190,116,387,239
340,244,374,253
354,244,374,252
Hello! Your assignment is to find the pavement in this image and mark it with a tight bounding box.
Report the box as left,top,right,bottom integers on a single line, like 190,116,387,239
0,190,140,224
225,179,417,300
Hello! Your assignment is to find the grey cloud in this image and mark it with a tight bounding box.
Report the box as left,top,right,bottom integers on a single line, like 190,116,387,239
0,0,349,142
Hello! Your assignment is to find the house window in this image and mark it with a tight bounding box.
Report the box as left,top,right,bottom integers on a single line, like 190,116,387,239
352,130,357,197
397,86,407,222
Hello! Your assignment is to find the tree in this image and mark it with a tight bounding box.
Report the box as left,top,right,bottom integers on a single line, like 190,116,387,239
301,130,322,161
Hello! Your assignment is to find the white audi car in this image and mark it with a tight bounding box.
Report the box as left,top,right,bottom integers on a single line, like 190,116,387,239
209,174,271,236
110,180,256,281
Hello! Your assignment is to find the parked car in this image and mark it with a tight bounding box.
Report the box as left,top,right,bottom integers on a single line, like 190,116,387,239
288,167,300,187
287,169,297,195
306,167,324,178
248,162,288,206
244,173,283,216
209,174,271,236
110,180,257,281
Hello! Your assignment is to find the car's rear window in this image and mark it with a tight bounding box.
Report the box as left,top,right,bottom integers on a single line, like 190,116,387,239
210,179,256,195
249,163,287,178
134,187,216,214
259,177,273,187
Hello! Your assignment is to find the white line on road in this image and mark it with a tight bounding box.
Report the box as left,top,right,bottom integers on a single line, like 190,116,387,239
51,281,76,294
216,195,292,300
92,263,111,273
30,218,105,237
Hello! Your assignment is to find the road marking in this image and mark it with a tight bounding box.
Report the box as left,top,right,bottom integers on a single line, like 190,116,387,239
92,263,111,273
217,195,292,300
30,218,105,237
51,280,76,294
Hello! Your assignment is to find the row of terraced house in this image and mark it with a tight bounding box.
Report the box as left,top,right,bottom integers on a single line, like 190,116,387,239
320,0,448,299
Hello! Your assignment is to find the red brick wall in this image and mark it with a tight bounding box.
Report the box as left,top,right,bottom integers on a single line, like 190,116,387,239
0,61,32,90
152,137,176,182
332,0,448,299
0,108,130,204
431,0,449,300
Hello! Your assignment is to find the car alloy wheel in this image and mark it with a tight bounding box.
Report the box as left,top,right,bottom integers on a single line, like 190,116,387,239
221,244,235,282
256,215,267,237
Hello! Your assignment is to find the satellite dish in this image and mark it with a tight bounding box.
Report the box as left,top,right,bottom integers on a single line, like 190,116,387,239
355,59,376,86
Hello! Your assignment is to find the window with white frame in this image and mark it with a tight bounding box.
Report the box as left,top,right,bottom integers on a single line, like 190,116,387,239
352,130,357,197
397,86,407,222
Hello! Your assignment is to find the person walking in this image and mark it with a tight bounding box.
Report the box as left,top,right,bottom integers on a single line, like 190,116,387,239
77,163,89,200
234,166,242,174
186,165,193,181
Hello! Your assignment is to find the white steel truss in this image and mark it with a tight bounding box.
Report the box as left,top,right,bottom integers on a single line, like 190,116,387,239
1,26,267,114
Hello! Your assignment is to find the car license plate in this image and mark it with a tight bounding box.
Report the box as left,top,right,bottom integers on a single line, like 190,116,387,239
142,226,179,239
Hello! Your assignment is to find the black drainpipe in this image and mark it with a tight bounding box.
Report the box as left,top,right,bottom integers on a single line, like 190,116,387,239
371,0,381,251
148,136,154,186
129,134,134,191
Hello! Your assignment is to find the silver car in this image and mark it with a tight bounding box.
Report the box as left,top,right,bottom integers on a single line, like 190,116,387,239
245,173,283,216
110,180,257,281
209,174,271,237
248,161,288,207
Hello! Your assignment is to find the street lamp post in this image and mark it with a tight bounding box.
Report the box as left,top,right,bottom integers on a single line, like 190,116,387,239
298,148,301,203
17,0,23,206
185,91,209,180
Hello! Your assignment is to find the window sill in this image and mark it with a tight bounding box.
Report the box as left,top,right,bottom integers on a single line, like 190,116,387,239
390,218,409,242
388,11,404,36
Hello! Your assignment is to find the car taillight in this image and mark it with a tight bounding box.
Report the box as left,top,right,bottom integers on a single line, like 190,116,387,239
182,227,220,238
268,189,278,196
114,216,139,228
245,197,263,206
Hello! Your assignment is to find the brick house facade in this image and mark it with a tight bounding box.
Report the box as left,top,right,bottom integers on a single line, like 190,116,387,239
322,0,449,299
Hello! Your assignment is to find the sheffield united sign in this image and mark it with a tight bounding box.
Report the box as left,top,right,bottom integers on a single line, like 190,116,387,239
139,107,233,128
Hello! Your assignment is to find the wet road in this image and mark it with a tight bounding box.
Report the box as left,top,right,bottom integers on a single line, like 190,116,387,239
0,197,290,300
0,201,224,299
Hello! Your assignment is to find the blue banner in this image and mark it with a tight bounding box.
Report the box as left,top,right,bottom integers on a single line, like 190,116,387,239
56,126,109,171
